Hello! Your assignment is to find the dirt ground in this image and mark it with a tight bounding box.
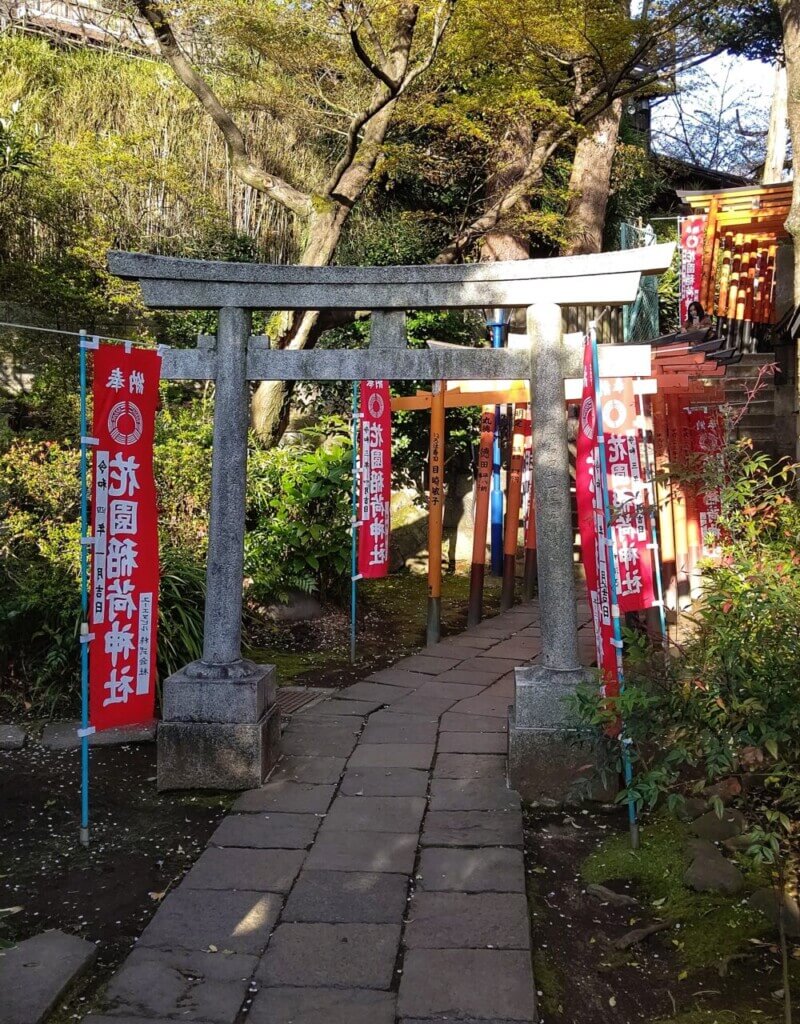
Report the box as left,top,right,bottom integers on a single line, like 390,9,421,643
0,742,231,1010
525,808,794,1024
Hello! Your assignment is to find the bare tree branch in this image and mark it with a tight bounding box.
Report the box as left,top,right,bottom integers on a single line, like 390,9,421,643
134,0,313,218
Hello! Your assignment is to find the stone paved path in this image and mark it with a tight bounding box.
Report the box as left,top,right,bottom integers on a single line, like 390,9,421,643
87,599,594,1024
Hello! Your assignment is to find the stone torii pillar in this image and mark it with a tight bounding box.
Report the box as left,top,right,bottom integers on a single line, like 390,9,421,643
108,245,674,791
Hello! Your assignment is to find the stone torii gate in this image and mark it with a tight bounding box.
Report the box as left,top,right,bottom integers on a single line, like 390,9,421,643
108,245,675,791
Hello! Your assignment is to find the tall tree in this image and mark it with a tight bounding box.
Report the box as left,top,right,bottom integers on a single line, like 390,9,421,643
562,100,622,255
131,0,456,438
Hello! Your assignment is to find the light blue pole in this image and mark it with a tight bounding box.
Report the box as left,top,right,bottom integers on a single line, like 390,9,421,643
489,316,504,576
78,330,90,847
589,323,639,850
350,382,359,664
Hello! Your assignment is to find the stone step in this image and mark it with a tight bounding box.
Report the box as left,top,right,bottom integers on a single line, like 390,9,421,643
0,930,97,1024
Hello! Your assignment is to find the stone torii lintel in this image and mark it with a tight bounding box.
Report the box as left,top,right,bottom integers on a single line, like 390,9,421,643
107,245,675,793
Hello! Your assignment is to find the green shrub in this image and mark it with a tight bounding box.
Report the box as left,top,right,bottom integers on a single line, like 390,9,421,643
245,418,352,605
571,445,800,864
0,435,206,715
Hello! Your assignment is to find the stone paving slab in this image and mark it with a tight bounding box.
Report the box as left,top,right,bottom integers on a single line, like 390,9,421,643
360,717,438,744
182,847,305,893
322,795,426,833
395,654,464,674
257,923,401,989
279,725,359,758
249,987,396,1024
438,731,507,753
338,681,413,704
1,930,97,1024
418,848,525,892
449,692,512,718
467,656,526,674
421,643,488,659
41,721,155,750
84,601,551,1024
366,668,434,689
305,829,418,873
404,891,530,949
297,698,382,716
347,742,435,770
438,634,498,650
397,949,536,1022
435,668,502,687
489,639,542,660
440,712,507,733
421,811,523,848
340,767,429,797
282,869,408,923
385,693,459,716
101,947,257,1023
413,681,486,703
233,781,335,814
138,889,282,954
209,813,319,850
367,707,441,724
433,753,506,779
269,755,346,784
0,723,26,750
429,778,520,812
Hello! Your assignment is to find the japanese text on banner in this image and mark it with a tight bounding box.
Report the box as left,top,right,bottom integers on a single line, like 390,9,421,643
679,216,708,325
599,375,655,613
358,380,392,579
90,345,161,731
687,407,725,557
575,342,619,696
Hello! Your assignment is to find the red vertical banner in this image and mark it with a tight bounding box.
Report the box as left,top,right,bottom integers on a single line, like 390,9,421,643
680,215,708,325
358,380,392,579
686,407,725,557
599,376,656,612
90,345,161,731
576,342,618,693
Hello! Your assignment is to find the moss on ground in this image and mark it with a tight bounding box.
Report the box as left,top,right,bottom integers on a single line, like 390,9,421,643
533,949,565,1017
582,816,770,969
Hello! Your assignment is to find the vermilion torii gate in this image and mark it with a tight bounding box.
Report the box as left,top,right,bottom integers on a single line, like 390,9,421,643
108,245,674,792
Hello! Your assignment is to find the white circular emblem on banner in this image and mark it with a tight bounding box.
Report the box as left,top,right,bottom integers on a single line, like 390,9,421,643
108,401,144,445
580,395,595,440
602,399,626,430
367,392,385,419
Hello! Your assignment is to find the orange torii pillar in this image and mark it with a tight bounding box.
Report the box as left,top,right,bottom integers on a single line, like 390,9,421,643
522,411,538,599
427,381,446,644
467,407,495,627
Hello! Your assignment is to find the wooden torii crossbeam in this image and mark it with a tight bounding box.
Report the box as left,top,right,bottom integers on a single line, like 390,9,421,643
107,243,675,797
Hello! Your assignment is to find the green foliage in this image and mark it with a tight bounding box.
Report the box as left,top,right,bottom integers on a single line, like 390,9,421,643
245,419,353,605
571,445,800,866
0,432,208,715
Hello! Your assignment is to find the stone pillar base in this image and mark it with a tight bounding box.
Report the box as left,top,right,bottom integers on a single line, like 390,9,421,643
508,664,616,806
158,703,280,791
157,660,280,790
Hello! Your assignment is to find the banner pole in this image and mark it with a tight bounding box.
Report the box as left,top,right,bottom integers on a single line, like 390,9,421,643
589,323,639,851
350,381,359,665
78,329,91,847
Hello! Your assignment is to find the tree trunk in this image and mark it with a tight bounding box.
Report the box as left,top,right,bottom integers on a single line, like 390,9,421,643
763,63,788,185
777,0,800,471
561,100,622,256
251,201,351,440
479,123,533,261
